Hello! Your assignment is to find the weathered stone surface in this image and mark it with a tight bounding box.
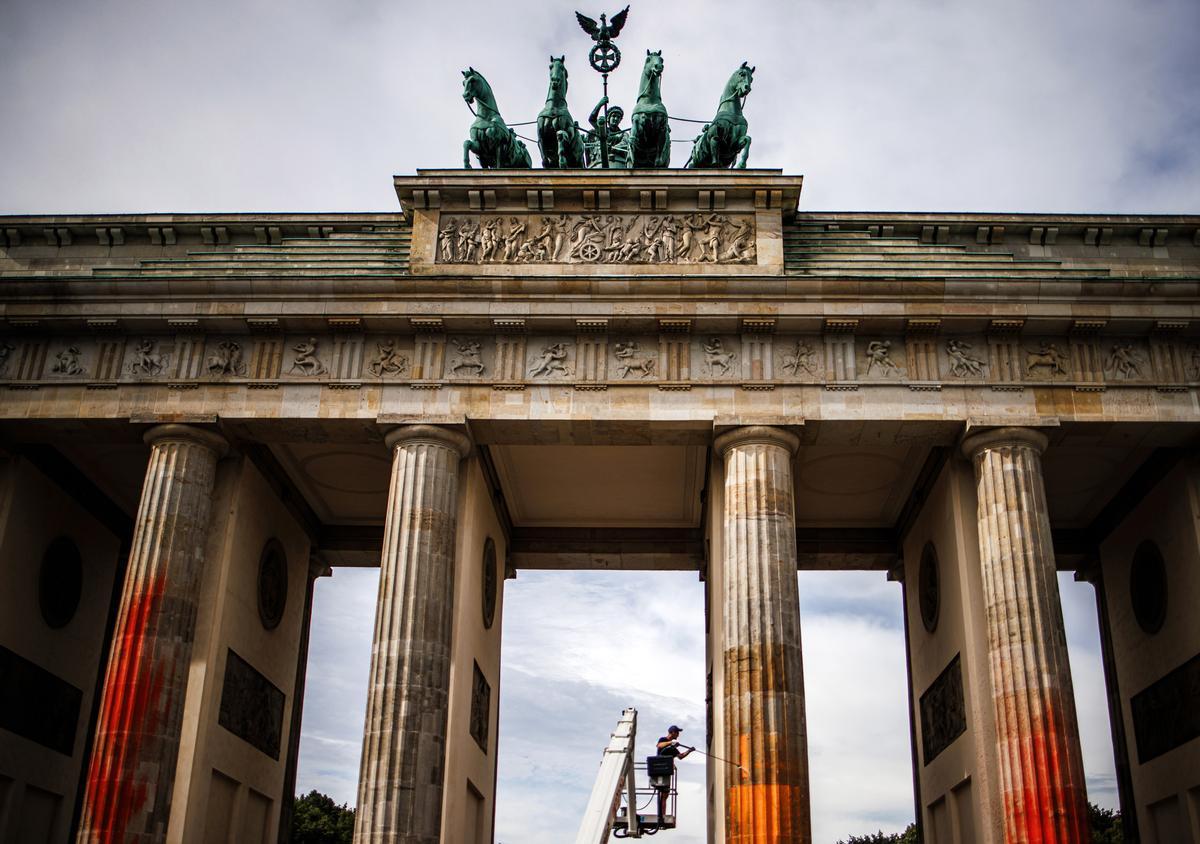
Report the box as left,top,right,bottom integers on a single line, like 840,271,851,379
962,426,1090,843
354,424,471,844
77,424,227,844
714,425,811,843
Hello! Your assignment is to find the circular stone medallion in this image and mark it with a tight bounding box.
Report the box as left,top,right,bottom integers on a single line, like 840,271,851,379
257,540,288,631
918,542,940,634
482,537,498,630
1130,540,1167,635
39,536,83,629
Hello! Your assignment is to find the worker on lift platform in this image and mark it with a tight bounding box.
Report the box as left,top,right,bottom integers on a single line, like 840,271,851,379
651,725,692,827
656,725,693,760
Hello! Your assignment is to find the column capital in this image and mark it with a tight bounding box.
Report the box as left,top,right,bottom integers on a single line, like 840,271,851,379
143,423,228,457
714,424,800,457
383,423,472,457
961,425,1048,460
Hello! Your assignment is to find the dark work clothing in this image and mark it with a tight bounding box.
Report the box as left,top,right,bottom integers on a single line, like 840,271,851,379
657,736,682,758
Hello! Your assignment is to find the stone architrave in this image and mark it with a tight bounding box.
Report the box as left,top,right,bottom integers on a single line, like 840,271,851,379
962,427,1090,842
77,424,227,843
354,425,471,844
714,425,812,843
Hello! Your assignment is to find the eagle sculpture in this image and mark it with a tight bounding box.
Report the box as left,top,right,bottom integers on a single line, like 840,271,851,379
575,6,630,42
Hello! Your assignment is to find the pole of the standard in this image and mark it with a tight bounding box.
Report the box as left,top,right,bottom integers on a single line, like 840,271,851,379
714,425,812,844
353,425,471,844
962,427,1090,842
77,424,227,844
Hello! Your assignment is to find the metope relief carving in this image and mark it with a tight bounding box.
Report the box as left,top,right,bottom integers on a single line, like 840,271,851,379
129,339,169,376
207,340,247,376
528,342,571,378
10,332,1200,391
779,339,818,378
701,337,737,377
1025,342,1069,378
289,338,327,377
366,339,409,377
50,346,85,376
449,339,486,377
946,339,985,377
613,341,656,378
1106,343,1144,379
864,340,901,377
436,213,757,265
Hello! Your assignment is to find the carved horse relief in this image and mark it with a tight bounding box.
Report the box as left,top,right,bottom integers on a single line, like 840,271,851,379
462,67,532,169
629,50,670,167
537,57,586,168
686,62,754,169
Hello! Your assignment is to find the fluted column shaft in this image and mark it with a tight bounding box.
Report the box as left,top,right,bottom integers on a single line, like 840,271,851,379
715,426,811,844
77,424,227,844
354,425,471,844
963,427,1090,843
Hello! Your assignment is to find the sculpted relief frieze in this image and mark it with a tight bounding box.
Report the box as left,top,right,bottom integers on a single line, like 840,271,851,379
1,333,1197,392
436,213,757,265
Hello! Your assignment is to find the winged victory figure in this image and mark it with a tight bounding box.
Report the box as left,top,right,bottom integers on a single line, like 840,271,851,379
575,5,630,42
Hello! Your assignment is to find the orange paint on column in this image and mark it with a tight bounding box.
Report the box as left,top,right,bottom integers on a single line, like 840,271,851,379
84,576,168,842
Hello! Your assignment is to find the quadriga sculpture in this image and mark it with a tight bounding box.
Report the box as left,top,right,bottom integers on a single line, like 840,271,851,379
629,50,670,168
685,62,754,169
537,56,587,168
461,67,532,169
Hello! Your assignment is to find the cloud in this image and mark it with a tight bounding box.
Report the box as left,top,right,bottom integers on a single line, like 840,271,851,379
1,0,1196,213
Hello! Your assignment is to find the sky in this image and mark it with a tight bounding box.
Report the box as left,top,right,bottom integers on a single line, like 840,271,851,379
2,0,1198,214
3,0,1197,841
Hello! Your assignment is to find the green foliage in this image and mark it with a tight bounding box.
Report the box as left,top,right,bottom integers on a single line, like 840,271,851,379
290,790,355,844
837,824,917,844
1089,802,1123,844
837,804,1121,844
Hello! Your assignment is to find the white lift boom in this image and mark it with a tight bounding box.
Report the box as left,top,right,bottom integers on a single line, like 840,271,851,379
574,708,641,843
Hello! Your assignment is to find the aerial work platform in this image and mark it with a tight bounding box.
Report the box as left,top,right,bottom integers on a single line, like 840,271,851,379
574,709,678,842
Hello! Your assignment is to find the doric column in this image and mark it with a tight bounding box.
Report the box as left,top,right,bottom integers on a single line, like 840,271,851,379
354,425,471,844
714,425,811,843
78,424,227,844
962,427,1089,842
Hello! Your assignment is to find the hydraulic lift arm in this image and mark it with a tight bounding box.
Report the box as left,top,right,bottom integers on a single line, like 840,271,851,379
574,707,641,843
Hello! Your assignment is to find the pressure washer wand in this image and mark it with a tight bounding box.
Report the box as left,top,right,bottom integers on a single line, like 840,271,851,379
678,744,748,775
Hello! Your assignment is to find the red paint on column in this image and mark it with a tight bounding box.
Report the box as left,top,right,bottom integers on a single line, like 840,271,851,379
999,695,1091,844
83,574,169,842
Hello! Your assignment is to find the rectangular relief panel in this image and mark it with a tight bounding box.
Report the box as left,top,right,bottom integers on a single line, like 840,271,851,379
470,661,490,754
435,213,757,267
1130,651,1200,764
920,653,967,766
217,649,285,760
0,644,82,756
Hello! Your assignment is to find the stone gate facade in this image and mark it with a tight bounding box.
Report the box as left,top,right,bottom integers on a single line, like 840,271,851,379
1,170,1198,843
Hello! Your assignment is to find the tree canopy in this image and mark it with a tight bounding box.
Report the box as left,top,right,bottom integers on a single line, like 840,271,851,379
291,790,355,844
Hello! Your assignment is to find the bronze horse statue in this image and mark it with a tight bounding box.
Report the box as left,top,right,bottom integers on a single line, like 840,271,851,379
629,50,670,168
537,56,586,168
462,67,532,169
686,62,754,169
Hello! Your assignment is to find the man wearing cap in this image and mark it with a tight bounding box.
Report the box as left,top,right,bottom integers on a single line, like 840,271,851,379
656,724,692,760
652,725,691,825
584,95,632,168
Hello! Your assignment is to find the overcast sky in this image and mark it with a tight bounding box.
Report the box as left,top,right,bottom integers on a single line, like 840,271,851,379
4,0,1196,840
2,0,1198,214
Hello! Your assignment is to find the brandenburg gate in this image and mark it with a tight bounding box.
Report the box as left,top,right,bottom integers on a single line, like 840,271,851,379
2,167,1199,843
1,18,1199,844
